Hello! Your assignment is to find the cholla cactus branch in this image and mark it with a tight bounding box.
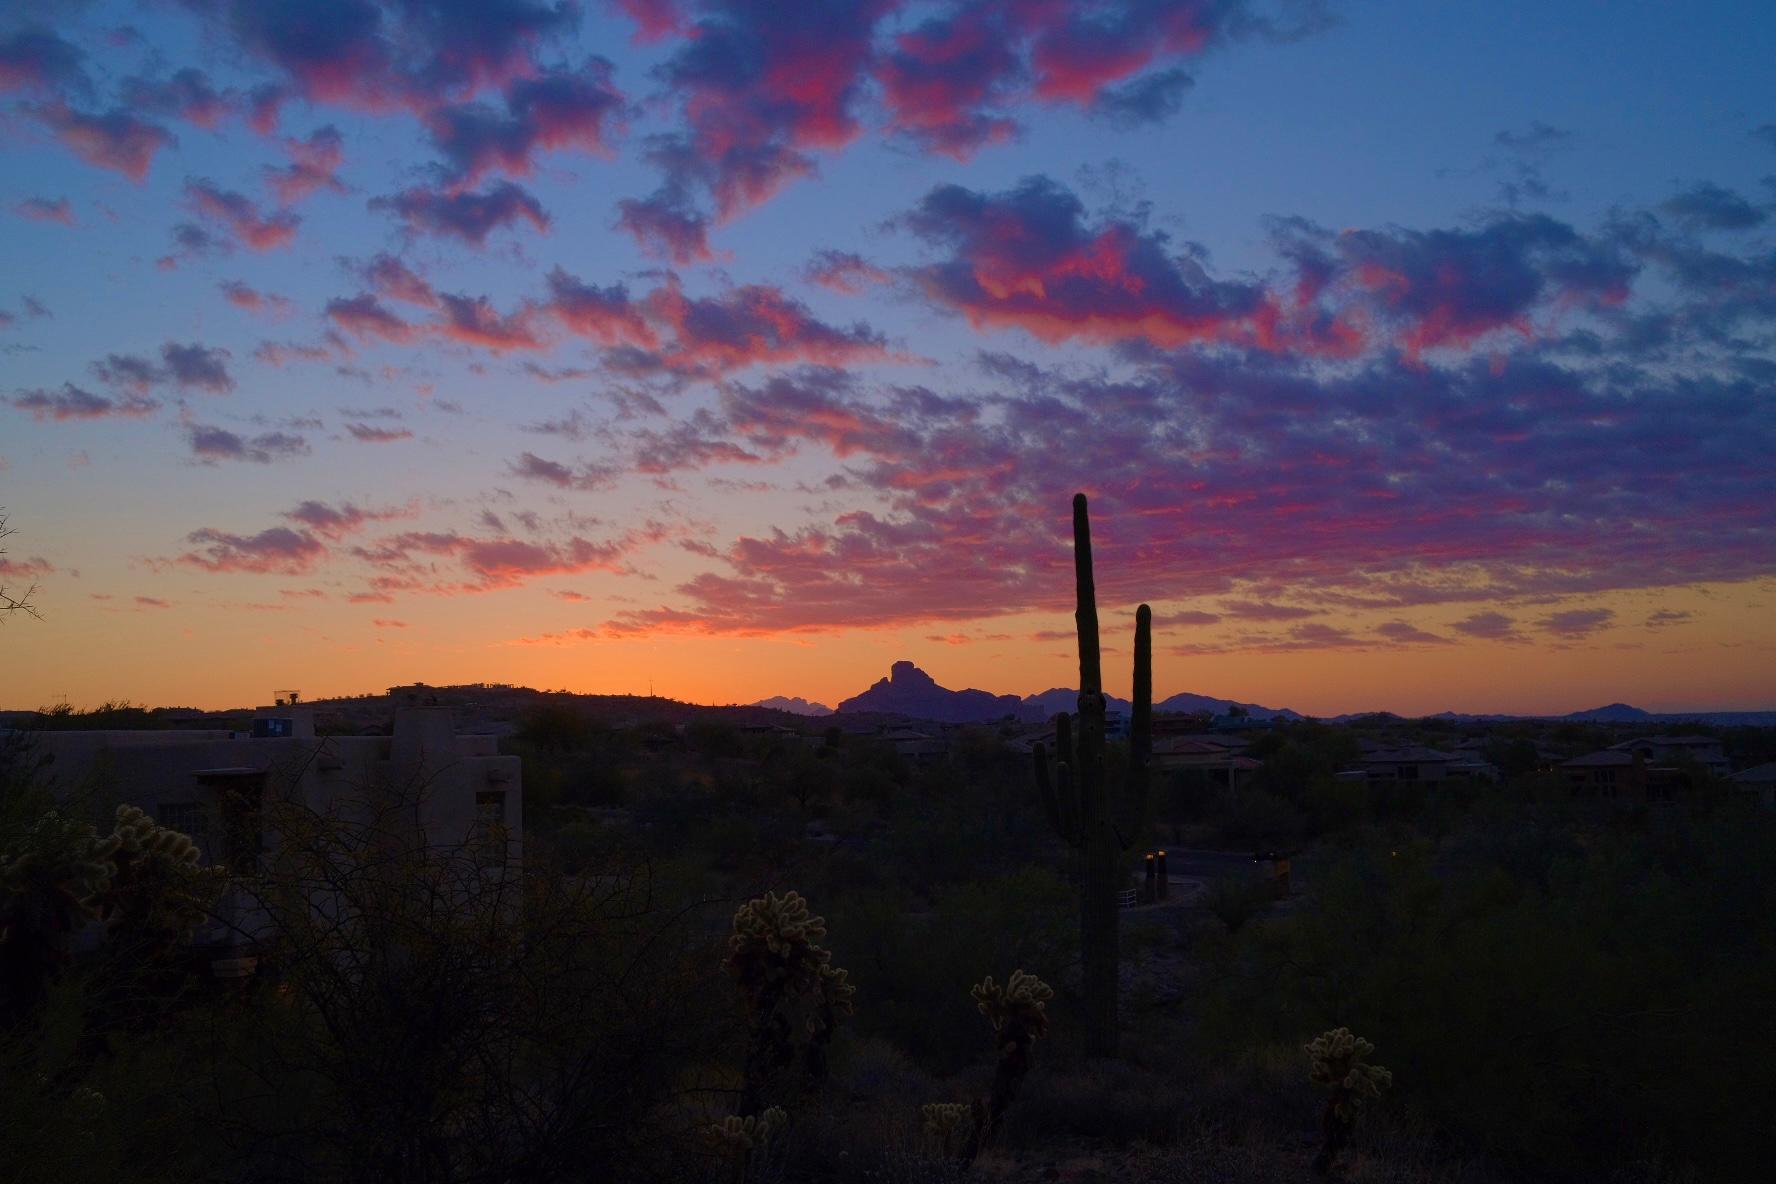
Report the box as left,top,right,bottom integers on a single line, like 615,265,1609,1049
1,804,222,1022
966,969,1054,1156
1306,1027,1393,1174
705,1106,786,1184
705,1106,787,1155
725,891,854,1115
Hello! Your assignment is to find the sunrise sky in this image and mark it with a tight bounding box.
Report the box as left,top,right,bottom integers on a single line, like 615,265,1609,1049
2,0,1774,716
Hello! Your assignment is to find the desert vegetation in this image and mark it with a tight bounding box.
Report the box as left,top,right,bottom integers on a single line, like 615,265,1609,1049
3,501,1772,1181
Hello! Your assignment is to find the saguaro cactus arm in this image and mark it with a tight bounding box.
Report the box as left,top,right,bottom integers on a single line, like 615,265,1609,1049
1073,493,1102,697
1115,603,1153,845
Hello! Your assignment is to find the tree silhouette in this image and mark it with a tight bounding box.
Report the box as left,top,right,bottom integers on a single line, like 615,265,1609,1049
0,508,42,621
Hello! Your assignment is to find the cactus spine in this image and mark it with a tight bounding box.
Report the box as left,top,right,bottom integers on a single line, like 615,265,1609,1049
1033,493,1151,1059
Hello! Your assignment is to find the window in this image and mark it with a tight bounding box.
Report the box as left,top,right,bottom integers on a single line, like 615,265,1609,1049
155,802,209,855
474,791,508,865
197,771,267,874
1397,765,1419,781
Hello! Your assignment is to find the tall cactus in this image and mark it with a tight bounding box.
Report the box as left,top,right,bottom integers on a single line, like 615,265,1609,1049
1033,493,1152,1058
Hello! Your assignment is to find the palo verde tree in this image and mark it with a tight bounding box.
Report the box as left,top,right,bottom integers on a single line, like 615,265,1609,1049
1034,493,1152,1058
1,507,42,621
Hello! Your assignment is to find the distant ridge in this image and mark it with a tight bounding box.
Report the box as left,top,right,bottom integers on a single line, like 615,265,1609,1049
835,661,1024,723
1024,687,1301,722
832,662,1305,724
1330,703,1776,727
750,695,833,716
1561,702,1653,722
1154,691,1302,721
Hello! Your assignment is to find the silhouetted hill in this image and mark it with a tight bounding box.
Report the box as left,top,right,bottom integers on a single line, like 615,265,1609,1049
831,666,1306,724
1020,687,1132,719
1562,702,1654,722
1154,691,1302,720
835,661,1024,723
749,696,833,716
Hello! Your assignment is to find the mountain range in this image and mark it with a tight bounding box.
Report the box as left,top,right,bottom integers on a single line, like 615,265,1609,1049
823,661,1301,724
1330,702,1776,726
749,696,834,717
762,666,1774,727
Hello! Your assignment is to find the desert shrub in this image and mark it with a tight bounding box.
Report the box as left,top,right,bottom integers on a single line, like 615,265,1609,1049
549,817,620,874
1206,788,1305,844
1195,810,1776,1178
1302,776,1371,833
1001,1059,1191,1147
1204,874,1272,933
829,868,1075,1075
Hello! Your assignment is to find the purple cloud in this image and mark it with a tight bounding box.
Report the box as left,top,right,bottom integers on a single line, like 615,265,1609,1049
1538,607,1615,637
13,196,74,225
10,384,158,422
187,424,308,464
372,180,549,244
29,103,175,181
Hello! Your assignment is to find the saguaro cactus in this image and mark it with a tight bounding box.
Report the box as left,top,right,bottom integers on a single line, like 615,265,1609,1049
1033,493,1151,1059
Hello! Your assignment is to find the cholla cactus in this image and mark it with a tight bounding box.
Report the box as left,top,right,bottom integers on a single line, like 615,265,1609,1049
98,806,226,948
1,809,121,917
704,1106,786,1183
967,970,1055,1155
1,810,123,1020
921,1101,974,1161
705,1106,787,1154
725,891,854,1114
971,970,1054,1038
1305,1028,1393,1174
0,804,223,1023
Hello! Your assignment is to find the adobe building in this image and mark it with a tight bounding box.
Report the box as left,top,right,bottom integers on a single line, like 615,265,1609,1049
27,696,520,962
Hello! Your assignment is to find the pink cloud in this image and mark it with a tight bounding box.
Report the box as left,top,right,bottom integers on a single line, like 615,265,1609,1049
187,180,301,250
345,423,415,443
11,385,157,422
172,526,327,574
373,181,549,244
31,104,175,182
266,125,347,205
327,294,421,344
806,249,891,294
221,281,293,317
435,293,543,352
13,196,75,225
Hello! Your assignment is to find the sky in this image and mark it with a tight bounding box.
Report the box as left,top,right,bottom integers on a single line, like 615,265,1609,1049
1,0,1774,717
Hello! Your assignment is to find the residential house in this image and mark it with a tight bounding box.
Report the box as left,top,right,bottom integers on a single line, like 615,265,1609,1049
1340,746,1497,785
1728,762,1776,810
880,727,947,766
1559,749,1683,805
28,699,521,969
1152,736,1263,789
1606,735,1729,776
